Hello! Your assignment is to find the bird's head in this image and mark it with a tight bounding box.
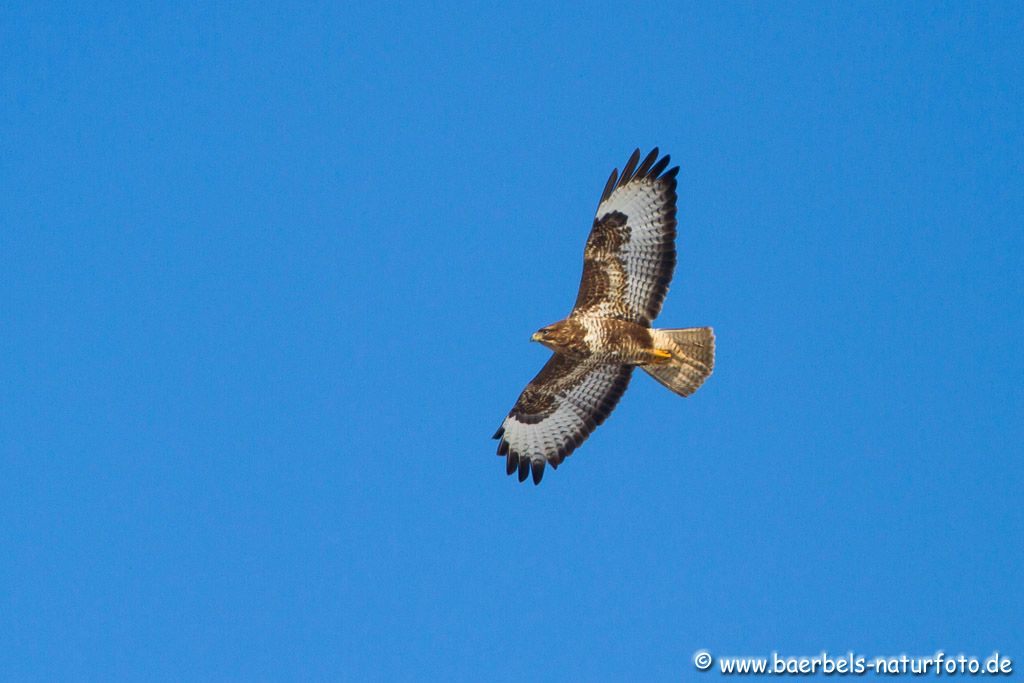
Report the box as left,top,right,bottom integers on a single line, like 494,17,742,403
531,320,576,353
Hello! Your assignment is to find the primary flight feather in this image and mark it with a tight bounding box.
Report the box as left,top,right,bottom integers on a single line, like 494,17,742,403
493,148,715,485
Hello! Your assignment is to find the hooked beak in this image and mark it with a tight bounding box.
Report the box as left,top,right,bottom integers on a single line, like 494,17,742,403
531,332,543,343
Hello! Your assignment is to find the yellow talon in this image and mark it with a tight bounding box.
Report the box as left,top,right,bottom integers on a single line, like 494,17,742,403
650,349,672,362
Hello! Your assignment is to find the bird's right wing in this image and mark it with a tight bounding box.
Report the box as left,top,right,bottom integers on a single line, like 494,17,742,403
493,354,633,484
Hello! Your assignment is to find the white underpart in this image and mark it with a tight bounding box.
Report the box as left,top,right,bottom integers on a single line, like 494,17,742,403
581,315,603,347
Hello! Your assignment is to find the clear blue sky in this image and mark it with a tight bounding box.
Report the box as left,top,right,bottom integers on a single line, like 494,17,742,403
2,2,1022,680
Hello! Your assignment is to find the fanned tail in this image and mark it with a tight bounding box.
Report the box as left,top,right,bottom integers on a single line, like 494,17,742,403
642,327,715,397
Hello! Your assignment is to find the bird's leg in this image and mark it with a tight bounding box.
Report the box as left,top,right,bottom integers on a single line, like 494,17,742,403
647,348,673,364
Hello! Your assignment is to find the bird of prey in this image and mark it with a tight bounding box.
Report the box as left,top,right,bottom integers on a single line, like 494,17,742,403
493,148,714,485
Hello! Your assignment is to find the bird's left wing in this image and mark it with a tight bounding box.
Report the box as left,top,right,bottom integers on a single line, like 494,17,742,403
573,148,679,324
493,354,633,484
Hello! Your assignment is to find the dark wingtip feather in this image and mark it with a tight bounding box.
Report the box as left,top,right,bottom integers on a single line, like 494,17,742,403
517,459,530,482
492,426,504,440
618,148,642,185
635,148,659,177
531,460,545,485
600,169,618,203
601,149,673,206
649,154,671,178
506,451,518,475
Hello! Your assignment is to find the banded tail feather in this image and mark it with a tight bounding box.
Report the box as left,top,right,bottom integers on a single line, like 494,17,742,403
642,327,715,397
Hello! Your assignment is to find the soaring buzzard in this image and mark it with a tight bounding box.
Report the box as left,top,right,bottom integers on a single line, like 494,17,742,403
493,148,714,485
